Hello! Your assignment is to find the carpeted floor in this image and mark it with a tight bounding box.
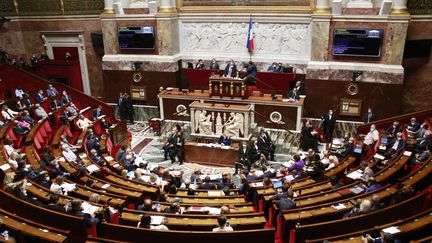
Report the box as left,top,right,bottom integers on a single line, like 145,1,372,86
128,122,328,180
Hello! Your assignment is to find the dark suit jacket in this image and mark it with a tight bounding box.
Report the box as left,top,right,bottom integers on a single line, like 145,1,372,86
287,89,300,100
61,94,72,105
238,145,249,163
385,125,402,137
363,112,376,123
199,182,216,190
195,63,205,69
322,114,336,133
50,100,61,110
85,139,100,152
13,125,27,135
224,65,237,78
386,139,405,154
209,63,219,70
35,93,44,103
218,136,231,146
247,144,261,162
92,108,102,119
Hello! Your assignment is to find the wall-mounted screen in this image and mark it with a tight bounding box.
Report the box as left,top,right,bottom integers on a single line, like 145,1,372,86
333,28,383,57
118,26,155,50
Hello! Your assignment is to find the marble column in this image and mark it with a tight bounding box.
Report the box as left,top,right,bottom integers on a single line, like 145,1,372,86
314,0,331,14
310,15,331,62
103,0,115,14
159,0,176,13
156,16,179,55
346,0,373,8
390,0,409,15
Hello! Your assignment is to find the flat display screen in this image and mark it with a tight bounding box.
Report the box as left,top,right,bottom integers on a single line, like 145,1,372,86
118,26,155,50
333,28,383,57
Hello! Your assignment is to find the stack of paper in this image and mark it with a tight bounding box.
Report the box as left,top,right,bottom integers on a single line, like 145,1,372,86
382,226,400,234
251,182,264,187
61,183,76,193
208,190,224,197
104,156,114,161
206,207,221,215
347,170,363,180
87,164,99,173
81,201,100,216
331,203,347,210
350,186,365,194
150,216,165,225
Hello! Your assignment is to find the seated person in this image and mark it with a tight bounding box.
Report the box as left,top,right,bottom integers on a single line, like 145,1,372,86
50,98,62,111
287,87,300,101
163,202,180,214
138,215,169,230
199,176,216,189
385,132,405,155
1,105,19,121
224,60,237,78
363,177,381,193
385,121,402,138
35,90,46,103
406,117,421,133
34,104,48,121
218,132,231,146
137,198,156,212
76,114,93,131
92,105,103,120
363,124,379,147
212,216,233,232
67,199,101,228
288,154,305,177
267,62,279,72
195,59,205,69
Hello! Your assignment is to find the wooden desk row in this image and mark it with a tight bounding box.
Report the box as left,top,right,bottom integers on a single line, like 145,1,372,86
307,207,432,243
0,207,69,243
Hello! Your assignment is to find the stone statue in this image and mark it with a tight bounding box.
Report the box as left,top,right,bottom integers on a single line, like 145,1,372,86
197,110,213,135
224,112,244,137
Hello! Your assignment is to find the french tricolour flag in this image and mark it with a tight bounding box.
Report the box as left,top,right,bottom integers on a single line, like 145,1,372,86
246,18,254,53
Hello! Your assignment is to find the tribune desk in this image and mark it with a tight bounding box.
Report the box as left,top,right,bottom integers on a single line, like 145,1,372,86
184,142,238,167
159,90,305,131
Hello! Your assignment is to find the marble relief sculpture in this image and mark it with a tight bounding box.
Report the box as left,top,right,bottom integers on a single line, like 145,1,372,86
180,22,310,57
196,110,213,134
224,112,244,137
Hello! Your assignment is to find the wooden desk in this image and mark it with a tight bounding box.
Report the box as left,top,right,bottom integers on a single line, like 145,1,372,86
184,142,238,166
0,208,69,242
209,76,247,98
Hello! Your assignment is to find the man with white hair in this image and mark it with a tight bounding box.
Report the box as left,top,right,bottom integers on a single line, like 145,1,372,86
62,144,78,162
34,103,48,121
363,124,379,147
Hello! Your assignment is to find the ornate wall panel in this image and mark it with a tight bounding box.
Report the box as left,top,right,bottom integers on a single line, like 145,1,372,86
408,0,432,15
181,0,311,7
0,0,16,16
64,0,104,15
17,0,62,16
179,21,311,62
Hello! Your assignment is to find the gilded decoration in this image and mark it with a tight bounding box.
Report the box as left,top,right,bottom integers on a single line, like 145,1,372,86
408,0,432,14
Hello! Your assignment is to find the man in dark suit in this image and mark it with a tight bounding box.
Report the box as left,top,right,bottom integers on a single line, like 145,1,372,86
199,176,216,189
386,133,405,155
363,108,376,124
301,121,318,151
248,140,261,165
209,58,219,70
385,121,402,138
235,141,250,174
163,128,177,160
294,81,305,96
287,87,300,100
92,105,103,120
322,109,336,140
245,61,257,86
50,98,62,111
85,134,100,154
170,131,184,165
35,90,46,103
195,59,205,69
224,60,237,78
257,128,276,161
61,91,73,105
64,52,73,62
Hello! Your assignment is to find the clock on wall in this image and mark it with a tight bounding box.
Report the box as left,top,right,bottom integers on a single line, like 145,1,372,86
346,82,359,96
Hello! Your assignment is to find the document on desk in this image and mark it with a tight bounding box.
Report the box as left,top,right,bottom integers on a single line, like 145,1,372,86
331,203,347,210
189,206,205,212
61,183,76,192
382,226,400,234
81,201,99,216
87,164,99,173
347,170,363,180
208,190,224,197
349,186,365,194
251,182,264,187
150,216,165,225
0,163,11,171
206,207,221,215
